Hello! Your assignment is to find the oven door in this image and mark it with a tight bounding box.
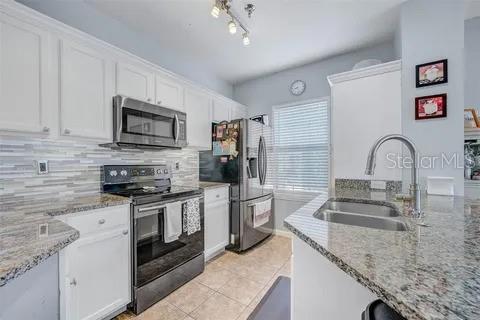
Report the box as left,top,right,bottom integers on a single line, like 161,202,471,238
113,95,187,148
132,197,204,289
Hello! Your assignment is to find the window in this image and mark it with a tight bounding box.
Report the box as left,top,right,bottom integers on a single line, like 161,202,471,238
270,99,329,193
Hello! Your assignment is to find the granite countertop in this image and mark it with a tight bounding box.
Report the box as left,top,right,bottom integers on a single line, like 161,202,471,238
0,193,130,287
199,181,230,190
284,188,480,320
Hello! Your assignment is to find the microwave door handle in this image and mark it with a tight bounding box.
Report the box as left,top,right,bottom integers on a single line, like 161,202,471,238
173,114,179,144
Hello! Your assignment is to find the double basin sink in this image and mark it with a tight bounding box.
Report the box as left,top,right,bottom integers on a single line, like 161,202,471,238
314,199,408,231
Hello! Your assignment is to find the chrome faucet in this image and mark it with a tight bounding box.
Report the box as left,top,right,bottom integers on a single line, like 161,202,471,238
365,134,422,216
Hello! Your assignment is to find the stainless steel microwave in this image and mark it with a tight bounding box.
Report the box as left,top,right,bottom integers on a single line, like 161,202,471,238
108,95,187,149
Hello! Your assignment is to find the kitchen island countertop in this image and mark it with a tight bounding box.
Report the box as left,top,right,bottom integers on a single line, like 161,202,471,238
284,188,480,320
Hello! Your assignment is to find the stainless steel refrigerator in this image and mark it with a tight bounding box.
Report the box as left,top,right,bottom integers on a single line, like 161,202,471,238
199,119,274,252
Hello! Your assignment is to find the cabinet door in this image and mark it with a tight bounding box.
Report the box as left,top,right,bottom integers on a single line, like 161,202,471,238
155,74,184,111
59,39,113,140
0,13,51,134
205,199,229,260
184,88,212,149
212,98,231,123
62,227,130,320
116,62,155,102
231,103,247,120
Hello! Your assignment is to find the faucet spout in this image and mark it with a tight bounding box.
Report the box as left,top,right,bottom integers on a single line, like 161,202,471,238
364,134,421,215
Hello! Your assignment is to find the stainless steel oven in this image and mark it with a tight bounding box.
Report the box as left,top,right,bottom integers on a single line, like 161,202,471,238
110,95,187,149
132,195,204,314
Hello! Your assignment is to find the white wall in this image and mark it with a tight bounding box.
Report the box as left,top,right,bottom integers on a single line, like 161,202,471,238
15,0,233,98
233,42,396,118
330,67,402,182
465,17,480,109
399,0,465,195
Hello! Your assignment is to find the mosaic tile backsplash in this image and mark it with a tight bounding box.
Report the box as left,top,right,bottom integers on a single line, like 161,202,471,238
0,135,199,201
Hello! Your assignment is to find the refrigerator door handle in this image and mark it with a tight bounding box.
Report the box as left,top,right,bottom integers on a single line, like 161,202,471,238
259,136,266,185
262,137,267,185
258,136,263,185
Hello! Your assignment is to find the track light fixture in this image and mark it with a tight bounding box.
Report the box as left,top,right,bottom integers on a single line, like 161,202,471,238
210,0,254,46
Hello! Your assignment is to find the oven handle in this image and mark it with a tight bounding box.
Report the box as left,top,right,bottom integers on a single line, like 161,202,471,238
138,205,166,213
173,114,179,144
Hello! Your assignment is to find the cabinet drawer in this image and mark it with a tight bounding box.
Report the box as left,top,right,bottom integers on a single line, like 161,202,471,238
205,186,229,204
62,205,130,236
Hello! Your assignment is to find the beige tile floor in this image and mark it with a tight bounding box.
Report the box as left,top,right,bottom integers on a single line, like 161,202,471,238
115,235,292,320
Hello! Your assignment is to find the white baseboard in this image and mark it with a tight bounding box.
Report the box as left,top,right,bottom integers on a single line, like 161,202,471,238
205,242,228,262
273,228,293,238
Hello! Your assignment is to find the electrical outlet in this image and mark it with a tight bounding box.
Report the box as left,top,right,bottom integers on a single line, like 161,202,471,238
175,162,180,170
36,160,49,175
370,180,386,190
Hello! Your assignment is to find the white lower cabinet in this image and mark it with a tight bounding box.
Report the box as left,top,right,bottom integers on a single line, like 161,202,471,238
204,186,230,261
58,205,131,320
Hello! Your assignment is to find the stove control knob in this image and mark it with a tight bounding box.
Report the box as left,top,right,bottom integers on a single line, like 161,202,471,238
109,170,118,177
164,169,169,174
120,170,128,176
156,169,162,175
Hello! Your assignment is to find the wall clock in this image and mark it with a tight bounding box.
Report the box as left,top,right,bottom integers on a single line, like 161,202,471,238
290,80,306,96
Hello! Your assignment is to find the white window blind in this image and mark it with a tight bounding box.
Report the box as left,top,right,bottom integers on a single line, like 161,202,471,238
271,99,329,193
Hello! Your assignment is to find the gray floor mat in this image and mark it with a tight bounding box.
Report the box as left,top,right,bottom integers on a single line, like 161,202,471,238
248,276,290,320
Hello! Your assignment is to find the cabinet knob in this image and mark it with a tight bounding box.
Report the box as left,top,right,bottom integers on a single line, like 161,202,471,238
42,126,50,133
64,128,71,135
70,278,77,286
122,230,129,235
157,100,162,105
216,194,220,198
98,219,105,225
147,98,152,102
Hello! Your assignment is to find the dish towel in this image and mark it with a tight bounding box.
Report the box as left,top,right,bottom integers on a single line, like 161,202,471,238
164,201,182,243
253,198,272,228
183,197,201,235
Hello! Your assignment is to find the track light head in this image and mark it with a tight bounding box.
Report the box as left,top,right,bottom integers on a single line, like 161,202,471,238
242,33,250,46
228,20,237,34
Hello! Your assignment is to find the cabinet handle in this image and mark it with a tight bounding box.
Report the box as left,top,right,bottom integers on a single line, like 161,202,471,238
122,230,129,235
98,219,105,225
64,128,71,135
70,278,77,286
42,126,50,133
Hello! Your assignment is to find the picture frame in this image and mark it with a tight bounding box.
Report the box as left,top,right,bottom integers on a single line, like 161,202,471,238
415,93,447,120
415,59,448,88
464,108,480,128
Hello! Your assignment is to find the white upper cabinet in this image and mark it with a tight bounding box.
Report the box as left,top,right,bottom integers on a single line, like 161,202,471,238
0,13,51,134
184,87,212,149
59,39,114,140
231,103,248,120
116,62,155,102
155,74,184,111
212,98,231,123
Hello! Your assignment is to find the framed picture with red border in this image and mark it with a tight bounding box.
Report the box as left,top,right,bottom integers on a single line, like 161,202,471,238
415,59,448,88
415,93,447,120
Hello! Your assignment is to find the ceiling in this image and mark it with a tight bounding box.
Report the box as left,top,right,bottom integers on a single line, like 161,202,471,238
86,0,405,84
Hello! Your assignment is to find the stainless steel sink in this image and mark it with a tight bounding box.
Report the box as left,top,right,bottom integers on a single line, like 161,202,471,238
320,199,400,217
315,210,408,231
313,199,408,231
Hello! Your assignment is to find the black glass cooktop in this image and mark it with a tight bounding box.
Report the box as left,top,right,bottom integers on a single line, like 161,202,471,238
106,185,202,205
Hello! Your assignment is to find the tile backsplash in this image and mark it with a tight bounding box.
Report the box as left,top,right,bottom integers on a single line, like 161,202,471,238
0,135,199,201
